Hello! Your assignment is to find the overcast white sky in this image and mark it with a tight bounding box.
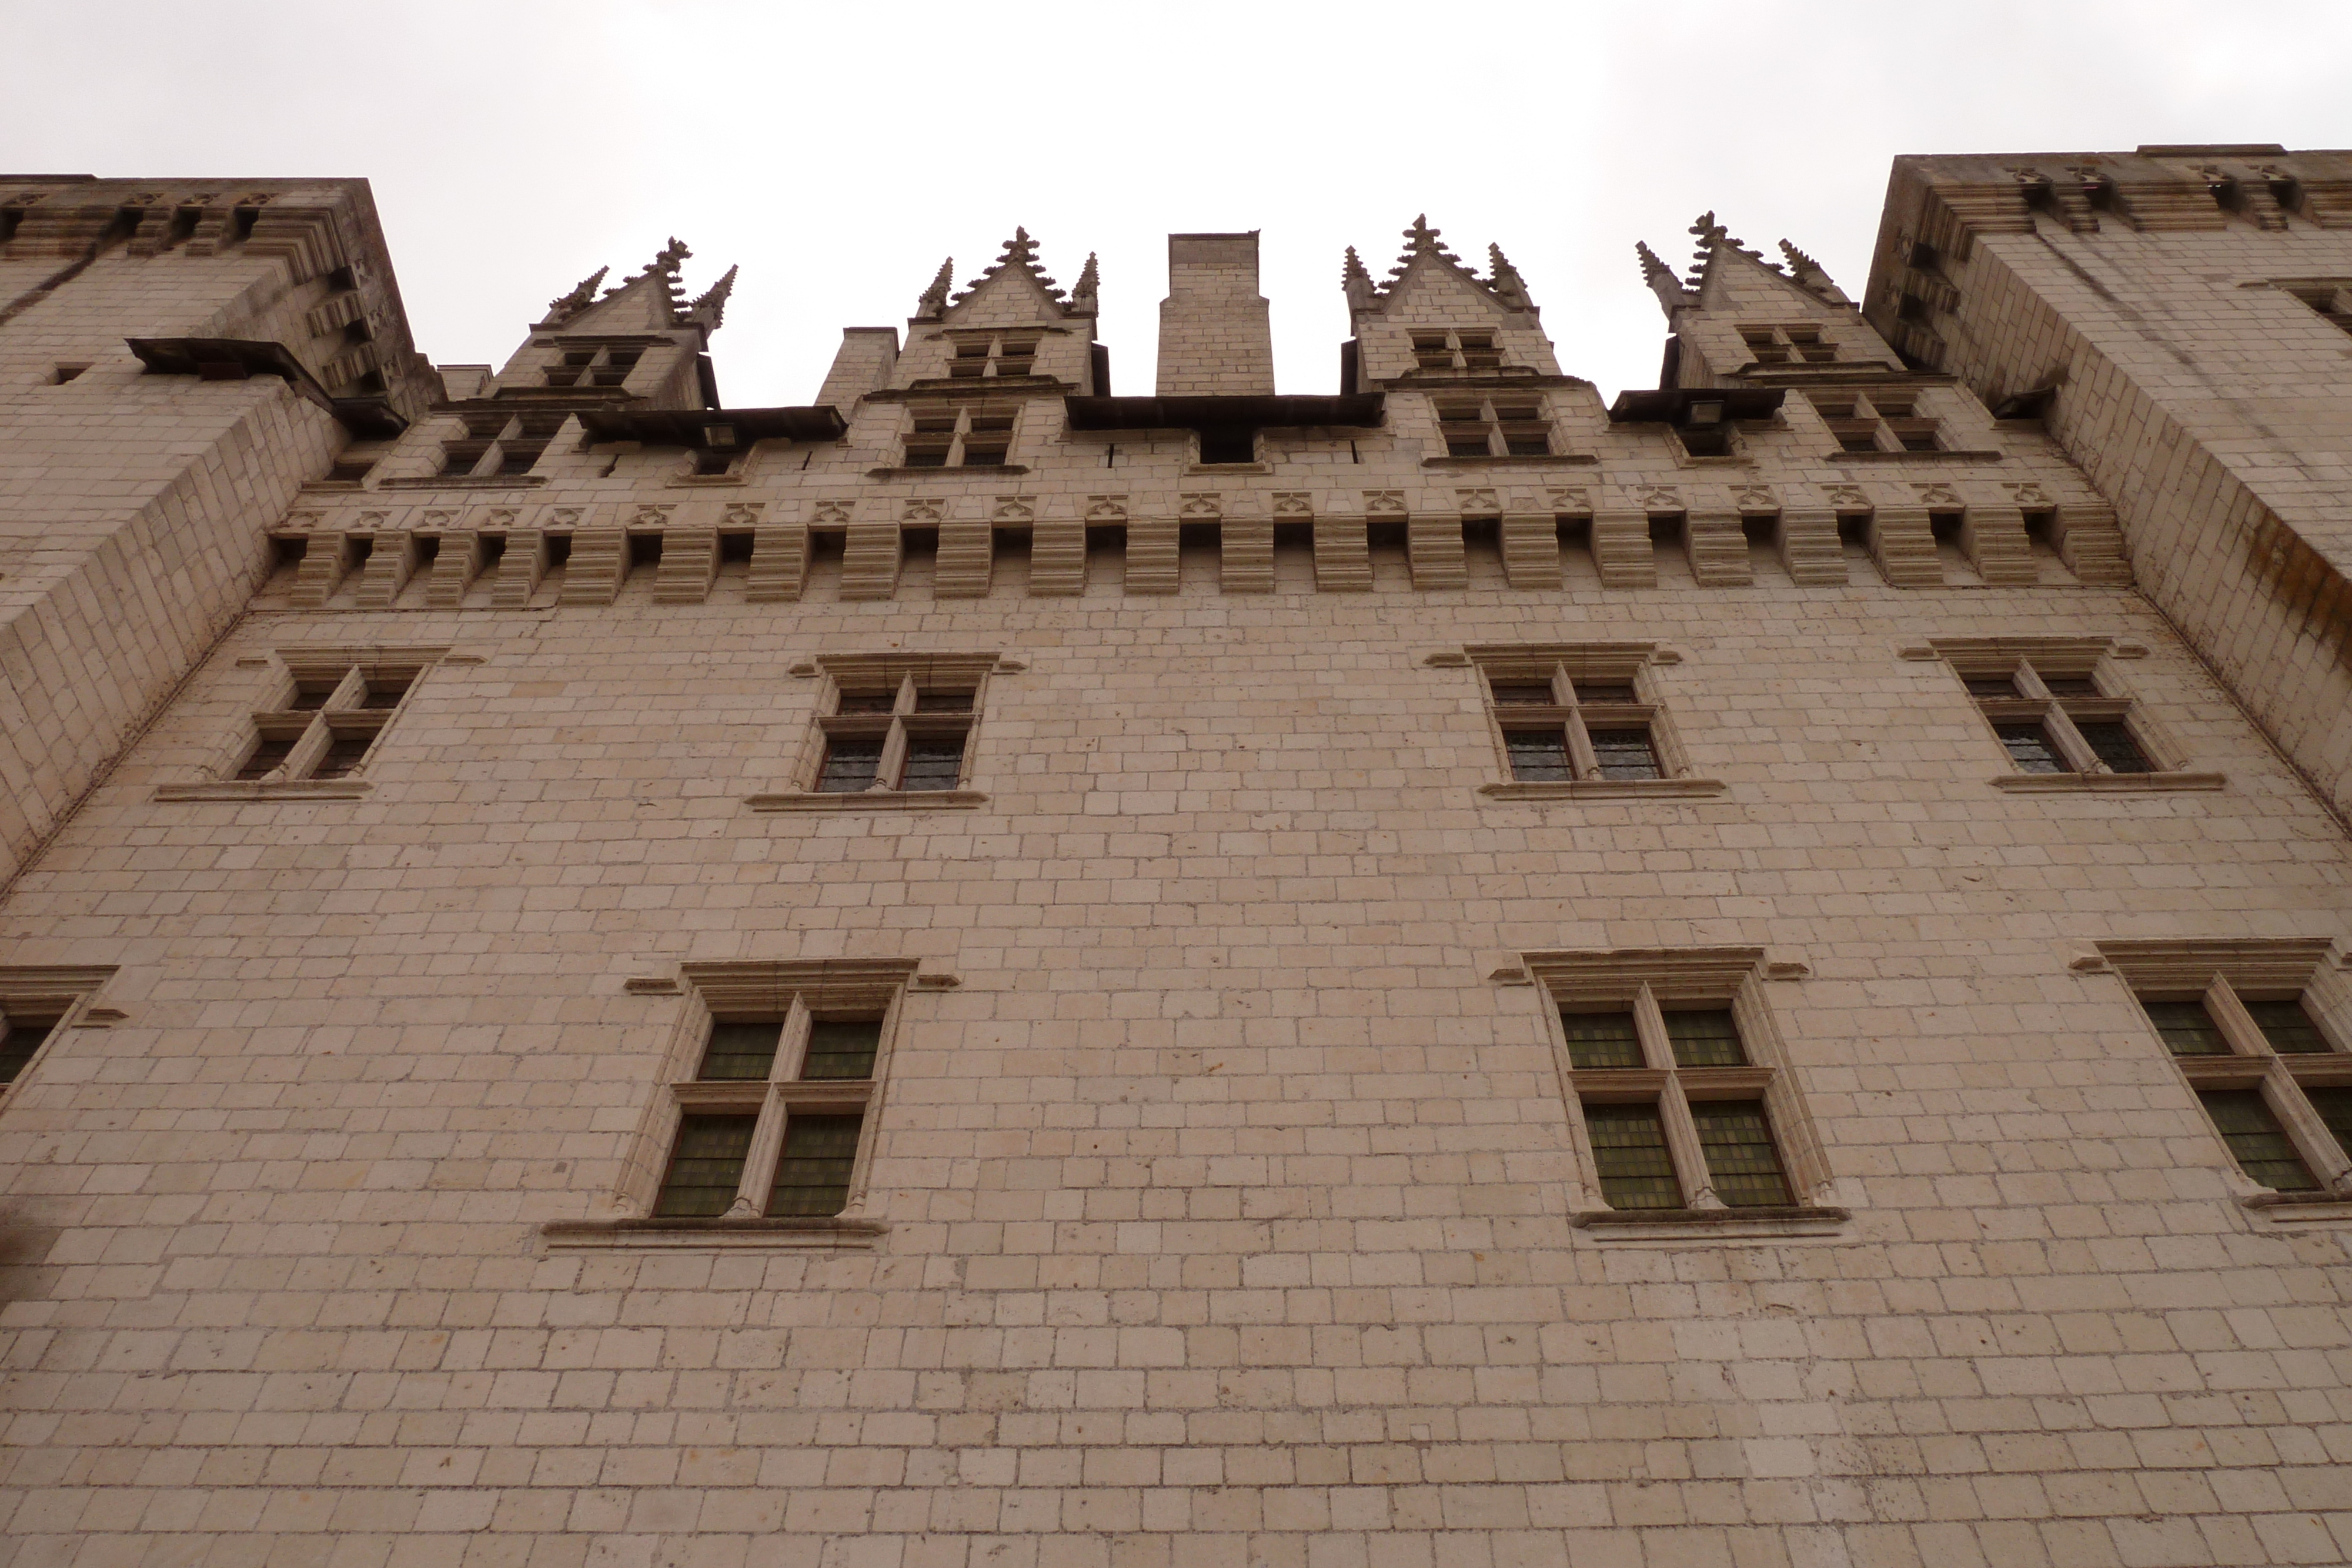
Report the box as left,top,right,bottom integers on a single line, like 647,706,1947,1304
6,1,2348,406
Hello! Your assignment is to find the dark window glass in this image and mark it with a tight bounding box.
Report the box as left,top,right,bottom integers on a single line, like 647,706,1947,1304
235,735,296,780
1446,437,1492,458
287,683,339,711
816,738,883,793
960,446,1008,467
700,1021,781,1081
834,693,897,715
768,1114,862,1216
654,1114,756,1217
2197,1090,2317,1191
1572,681,1638,705
1664,1009,1746,1068
1561,1011,1643,1069
1503,435,1551,458
1691,1100,1792,1206
1963,676,2021,699
899,735,966,791
1896,428,1939,452
2040,676,2099,697
1488,682,1556,706
358,680,409,710
1504,730,1572,783
1837,431,1879,453
2074,720,2151,774
1583,1102,1682,1209
903,446,950,468
914,690,974,713
2144,998,2230,1057
1589,728,1662,781
310,732,376,779
693,450,734,476
499,447,541,476
0,1019,55,1085
1994,721,2068,774
440,450,480,477
2305,1087,2352,1161
2244,998,2329,1055
803,1020,882,1080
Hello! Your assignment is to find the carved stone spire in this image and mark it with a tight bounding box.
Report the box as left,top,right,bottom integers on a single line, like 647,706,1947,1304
1486,242,1534,311
1778,238,1852,304
542,265,607,327
1388,213,1462,280
1341,245,1377,311
951,226,1067,308
686,264,738,332
1636,240,1691,316
915,257,954,320
1069,252,1100,313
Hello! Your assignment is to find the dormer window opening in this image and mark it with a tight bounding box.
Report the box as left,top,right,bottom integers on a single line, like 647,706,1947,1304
903,404,1017,468
1411,329,1508,374
1806,392,1940,454
1435,394,1552,459
944,335,1043,380
1741,323,1839,365
593,349,642,388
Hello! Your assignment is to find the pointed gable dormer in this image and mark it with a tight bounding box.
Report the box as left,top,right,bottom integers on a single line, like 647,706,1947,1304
499,238,739,409
1343,215,1561,386
1645,212,1899,388
893,227,1101,392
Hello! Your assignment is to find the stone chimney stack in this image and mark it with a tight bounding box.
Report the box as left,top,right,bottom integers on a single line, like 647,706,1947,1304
1155,231,1275,395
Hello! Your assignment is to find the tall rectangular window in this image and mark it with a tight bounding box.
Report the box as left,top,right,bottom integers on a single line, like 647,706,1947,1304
2197,1091,2317,1192
654,1114,759,1217
1583,1104,1682,1209
767,1114,864,1216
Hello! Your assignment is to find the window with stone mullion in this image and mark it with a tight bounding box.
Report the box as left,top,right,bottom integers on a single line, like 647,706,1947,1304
2133,972,2352,1195
816,674,973,794
1965,657,2154,777
657,996,883,1220
1489,661,1670,784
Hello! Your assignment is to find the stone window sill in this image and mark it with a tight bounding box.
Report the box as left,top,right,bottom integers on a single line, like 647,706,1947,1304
1991,771,2224,794
2242,1191,2352,1227
376,475,550,490
865,464,1031,479
1572,1205,1851,1241
1421,453,1598,469
542,1216,887,1251
1481,778,1726,801
746,788,988,813
1824,449,2003,463
155,780,373,802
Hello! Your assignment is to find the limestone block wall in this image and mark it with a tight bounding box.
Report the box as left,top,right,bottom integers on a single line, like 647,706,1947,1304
1,539,2348,1565
1157,232,1276,395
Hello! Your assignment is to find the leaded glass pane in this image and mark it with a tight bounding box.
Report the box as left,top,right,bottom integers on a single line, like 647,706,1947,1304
817,737,883,793
2144,998,2229,1057
2304,1088,2352,1162
2075,720,2151,774
1561,1011,1643,1069
1588,728,1662,781
803,1020,881,1080
1690,1100,1792,1207
1664,1009,1746,1068
1505,730,1572,783
654,1114,756,1217
1995,721,2067,774
899,735,965,791
768,1114,862,1216
2244,999,2328,1055
2198,1090,2317,1191
1583,1102,1681,1209
699,1021,781,1081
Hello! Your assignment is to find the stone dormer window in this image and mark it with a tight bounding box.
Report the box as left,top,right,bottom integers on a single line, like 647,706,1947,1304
1807,390,1940,454
944,333,1041,380
542,345,644,389
903,404,1015,468
1738,324,1839,365
1433,394,1551,458
440,412,563,479
1410,329,1503,373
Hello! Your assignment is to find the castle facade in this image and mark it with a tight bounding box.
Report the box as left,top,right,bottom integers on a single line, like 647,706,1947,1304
0,145,2349,1566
